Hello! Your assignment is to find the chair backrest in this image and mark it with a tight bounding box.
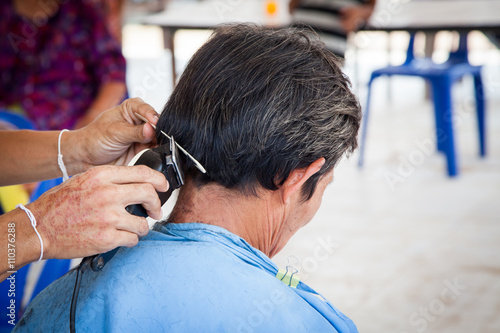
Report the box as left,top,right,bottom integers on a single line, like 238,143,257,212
0,265,30,332
0,111,36,130
403,32,469,66
29,178,64,201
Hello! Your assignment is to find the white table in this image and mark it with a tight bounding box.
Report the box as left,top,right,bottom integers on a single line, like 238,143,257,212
364,0,500,33
139,0,500,85
139,0,291,84
143,0,291,29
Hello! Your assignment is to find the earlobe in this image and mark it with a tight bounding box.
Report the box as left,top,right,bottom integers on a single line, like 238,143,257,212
282,158,326,204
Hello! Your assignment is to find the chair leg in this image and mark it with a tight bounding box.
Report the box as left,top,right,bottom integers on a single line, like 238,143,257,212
429,79,445,153
431,78,458,177
358,78,374,168
473,73,486,157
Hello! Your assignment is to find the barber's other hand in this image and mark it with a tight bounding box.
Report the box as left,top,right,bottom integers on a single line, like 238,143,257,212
26,165,168,260
67,98,160,174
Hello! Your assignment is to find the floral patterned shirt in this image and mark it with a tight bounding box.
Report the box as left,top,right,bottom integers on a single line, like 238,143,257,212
0,0,126,130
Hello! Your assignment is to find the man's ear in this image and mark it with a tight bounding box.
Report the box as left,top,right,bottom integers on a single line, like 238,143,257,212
282,158,326,204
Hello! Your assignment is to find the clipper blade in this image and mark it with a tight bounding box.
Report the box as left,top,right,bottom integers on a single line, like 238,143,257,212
134,112,207,174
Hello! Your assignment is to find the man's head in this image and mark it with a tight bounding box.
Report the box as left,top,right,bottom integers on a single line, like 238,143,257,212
157,24,361,201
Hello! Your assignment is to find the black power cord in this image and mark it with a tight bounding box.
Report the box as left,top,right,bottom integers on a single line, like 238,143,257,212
68,141,184,332
70,258,90,333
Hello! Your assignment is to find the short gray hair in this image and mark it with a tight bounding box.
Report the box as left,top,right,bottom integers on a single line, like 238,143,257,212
157,24,361,200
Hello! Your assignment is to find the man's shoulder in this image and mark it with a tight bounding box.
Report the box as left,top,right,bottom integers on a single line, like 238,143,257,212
101,229,273,292
15,229,343,332
83,230,335,332
110,228,250,274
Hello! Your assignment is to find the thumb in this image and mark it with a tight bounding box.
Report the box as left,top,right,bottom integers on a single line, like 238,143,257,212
119,121,156,145
141,122,157,144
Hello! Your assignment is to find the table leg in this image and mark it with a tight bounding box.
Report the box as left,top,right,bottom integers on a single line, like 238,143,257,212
162,27,177,87
350,32,360,95
424,32,436,100
386,32,392,102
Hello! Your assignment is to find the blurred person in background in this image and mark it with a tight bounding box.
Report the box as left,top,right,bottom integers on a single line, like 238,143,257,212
289,0,376,58
93,0,125,43
0,0,127,130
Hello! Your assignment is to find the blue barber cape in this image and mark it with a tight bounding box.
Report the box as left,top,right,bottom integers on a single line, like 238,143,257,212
14,223,358,332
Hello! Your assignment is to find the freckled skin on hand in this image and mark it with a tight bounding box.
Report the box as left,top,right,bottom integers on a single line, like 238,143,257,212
23,164,164,261
36,177,97,256
30,168,121,259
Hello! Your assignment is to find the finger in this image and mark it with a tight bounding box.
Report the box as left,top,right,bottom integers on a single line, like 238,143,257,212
132,101,159,143
113,117,156,146
142,122,157,144
135,101,160,126
111,230,141,248
110,99,161,148
115,213,151,237
119,182,164,220
102,165,169,193
123,97,160,126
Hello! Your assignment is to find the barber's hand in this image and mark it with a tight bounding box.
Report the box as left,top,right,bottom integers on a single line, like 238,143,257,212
67,98,160,174
26,165,168,260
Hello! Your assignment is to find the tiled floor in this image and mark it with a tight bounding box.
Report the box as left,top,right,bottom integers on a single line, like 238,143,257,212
125,25,500,333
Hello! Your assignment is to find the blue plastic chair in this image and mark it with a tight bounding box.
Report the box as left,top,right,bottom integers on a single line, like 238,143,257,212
0,111,70,331
0,111,36,130
358,33,486,176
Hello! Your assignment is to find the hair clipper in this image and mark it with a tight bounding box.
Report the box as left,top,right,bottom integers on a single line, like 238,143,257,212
89,136,185,271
